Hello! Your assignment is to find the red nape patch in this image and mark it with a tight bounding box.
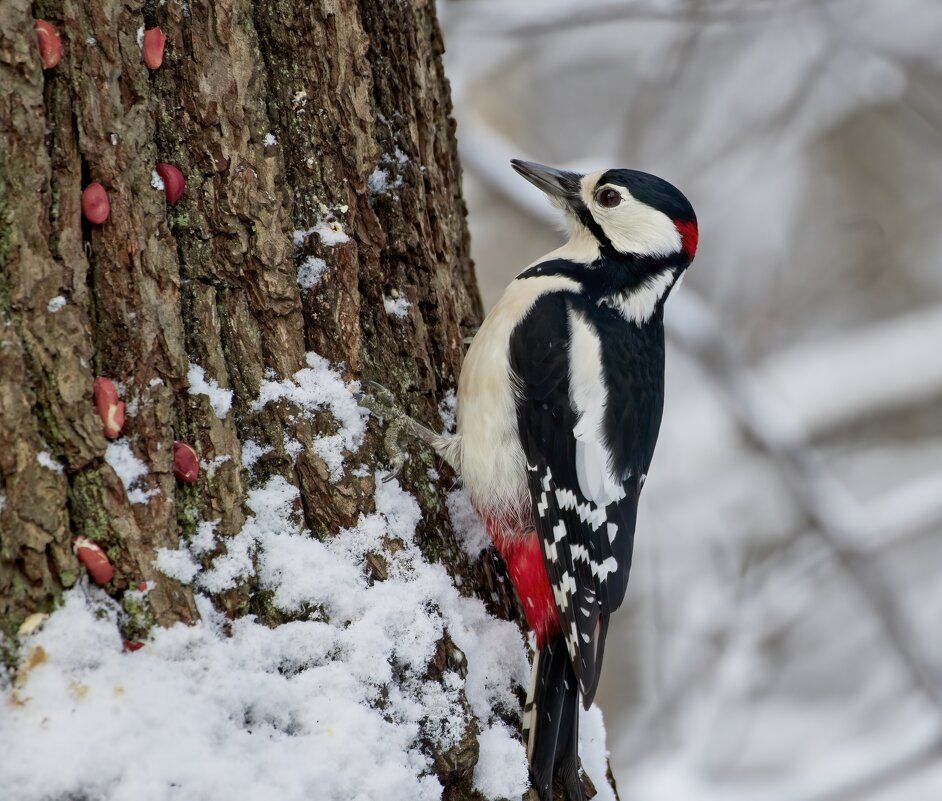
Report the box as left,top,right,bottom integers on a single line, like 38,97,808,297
675,219,699,260
486,517,560,648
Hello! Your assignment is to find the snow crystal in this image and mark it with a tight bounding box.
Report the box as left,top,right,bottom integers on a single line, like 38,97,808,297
150,170,165,191
438,388,457,434
384,293,411,319
446,489,490,559
187,362,233,419
297,256,328,290
473,723,530,800
104,440,158,505
251,352,368,481
37,451,64,474
46,296,66,313
263,132,277,146
154,546,200,584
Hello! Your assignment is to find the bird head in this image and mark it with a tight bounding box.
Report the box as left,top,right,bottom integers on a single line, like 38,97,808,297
510,159,698,268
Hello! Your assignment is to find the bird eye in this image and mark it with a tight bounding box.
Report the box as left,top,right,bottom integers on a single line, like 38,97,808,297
595,188,622,208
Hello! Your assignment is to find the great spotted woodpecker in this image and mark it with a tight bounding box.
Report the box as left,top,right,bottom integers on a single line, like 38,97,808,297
363,160,696,800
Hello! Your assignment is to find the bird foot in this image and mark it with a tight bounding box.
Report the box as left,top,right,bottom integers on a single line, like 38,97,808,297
357,381,444,482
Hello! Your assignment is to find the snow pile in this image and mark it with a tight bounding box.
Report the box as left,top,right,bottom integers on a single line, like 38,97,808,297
1,475,534,801
47,295,66,313
263,132,277,146
251,352,369,481
104,440,158,505
187,362,233,420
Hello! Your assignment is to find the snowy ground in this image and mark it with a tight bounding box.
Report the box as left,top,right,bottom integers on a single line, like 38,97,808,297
442,0,942,798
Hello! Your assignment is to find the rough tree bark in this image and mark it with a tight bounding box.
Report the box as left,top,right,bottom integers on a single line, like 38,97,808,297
0,2,613,798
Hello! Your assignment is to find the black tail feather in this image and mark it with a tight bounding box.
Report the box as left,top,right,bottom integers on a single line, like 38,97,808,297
526,637,583,801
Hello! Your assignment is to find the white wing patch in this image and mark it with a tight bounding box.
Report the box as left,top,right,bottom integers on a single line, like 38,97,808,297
567,312,626,507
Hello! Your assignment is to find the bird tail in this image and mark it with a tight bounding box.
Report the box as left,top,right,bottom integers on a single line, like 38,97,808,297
523,636,584,801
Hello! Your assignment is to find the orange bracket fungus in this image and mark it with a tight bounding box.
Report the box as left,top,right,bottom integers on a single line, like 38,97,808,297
93,377,125,439
73,538,114,585
35,19,62,70
155,163,185,204
142,27,166,69
173,441,199,483
81,182,110,224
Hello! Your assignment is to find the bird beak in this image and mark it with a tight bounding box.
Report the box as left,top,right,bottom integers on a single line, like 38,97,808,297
510,159,581,203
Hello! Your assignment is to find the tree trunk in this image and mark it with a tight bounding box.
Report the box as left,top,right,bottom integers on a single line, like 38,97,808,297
0,2,612,798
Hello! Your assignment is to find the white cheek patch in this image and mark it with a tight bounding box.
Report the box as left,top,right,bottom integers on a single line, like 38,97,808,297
583,181,682,258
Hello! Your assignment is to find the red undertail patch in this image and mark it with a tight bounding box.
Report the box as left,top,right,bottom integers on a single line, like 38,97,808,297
485,515,560,648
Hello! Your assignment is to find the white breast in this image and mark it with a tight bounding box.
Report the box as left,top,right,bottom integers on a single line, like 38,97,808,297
453,274,581,516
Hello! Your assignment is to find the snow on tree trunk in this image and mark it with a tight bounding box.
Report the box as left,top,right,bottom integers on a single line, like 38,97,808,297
0,2,616,799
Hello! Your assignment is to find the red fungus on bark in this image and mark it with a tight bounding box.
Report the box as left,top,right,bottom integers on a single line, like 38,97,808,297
173,441,199,483
81,182,110,224
155,163,185,204
93,376,125,439
35,19,62,70
74,537,114,585
142,27,166,70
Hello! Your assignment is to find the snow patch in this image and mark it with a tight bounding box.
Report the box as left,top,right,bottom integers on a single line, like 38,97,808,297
446,489,490,559
297,256,328,290
438,388,457,434
384,294,411,319
473,723,530,800
293,219,349,248
104,440,158,505
150,170,165,191
187,362,233,420
251,352,368,481
46,296,66,313
242,440,272,470
263,132,277,147
154,546,200,584
189,520,218,556
578,705,617,801
37,452,64,474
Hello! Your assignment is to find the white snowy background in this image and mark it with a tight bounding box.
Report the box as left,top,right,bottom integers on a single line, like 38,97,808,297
439,0,942,799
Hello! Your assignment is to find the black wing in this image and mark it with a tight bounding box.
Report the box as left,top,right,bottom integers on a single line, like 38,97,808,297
509,290,664,704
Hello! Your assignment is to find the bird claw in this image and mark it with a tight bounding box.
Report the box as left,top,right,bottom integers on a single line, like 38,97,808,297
358,381,413,478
